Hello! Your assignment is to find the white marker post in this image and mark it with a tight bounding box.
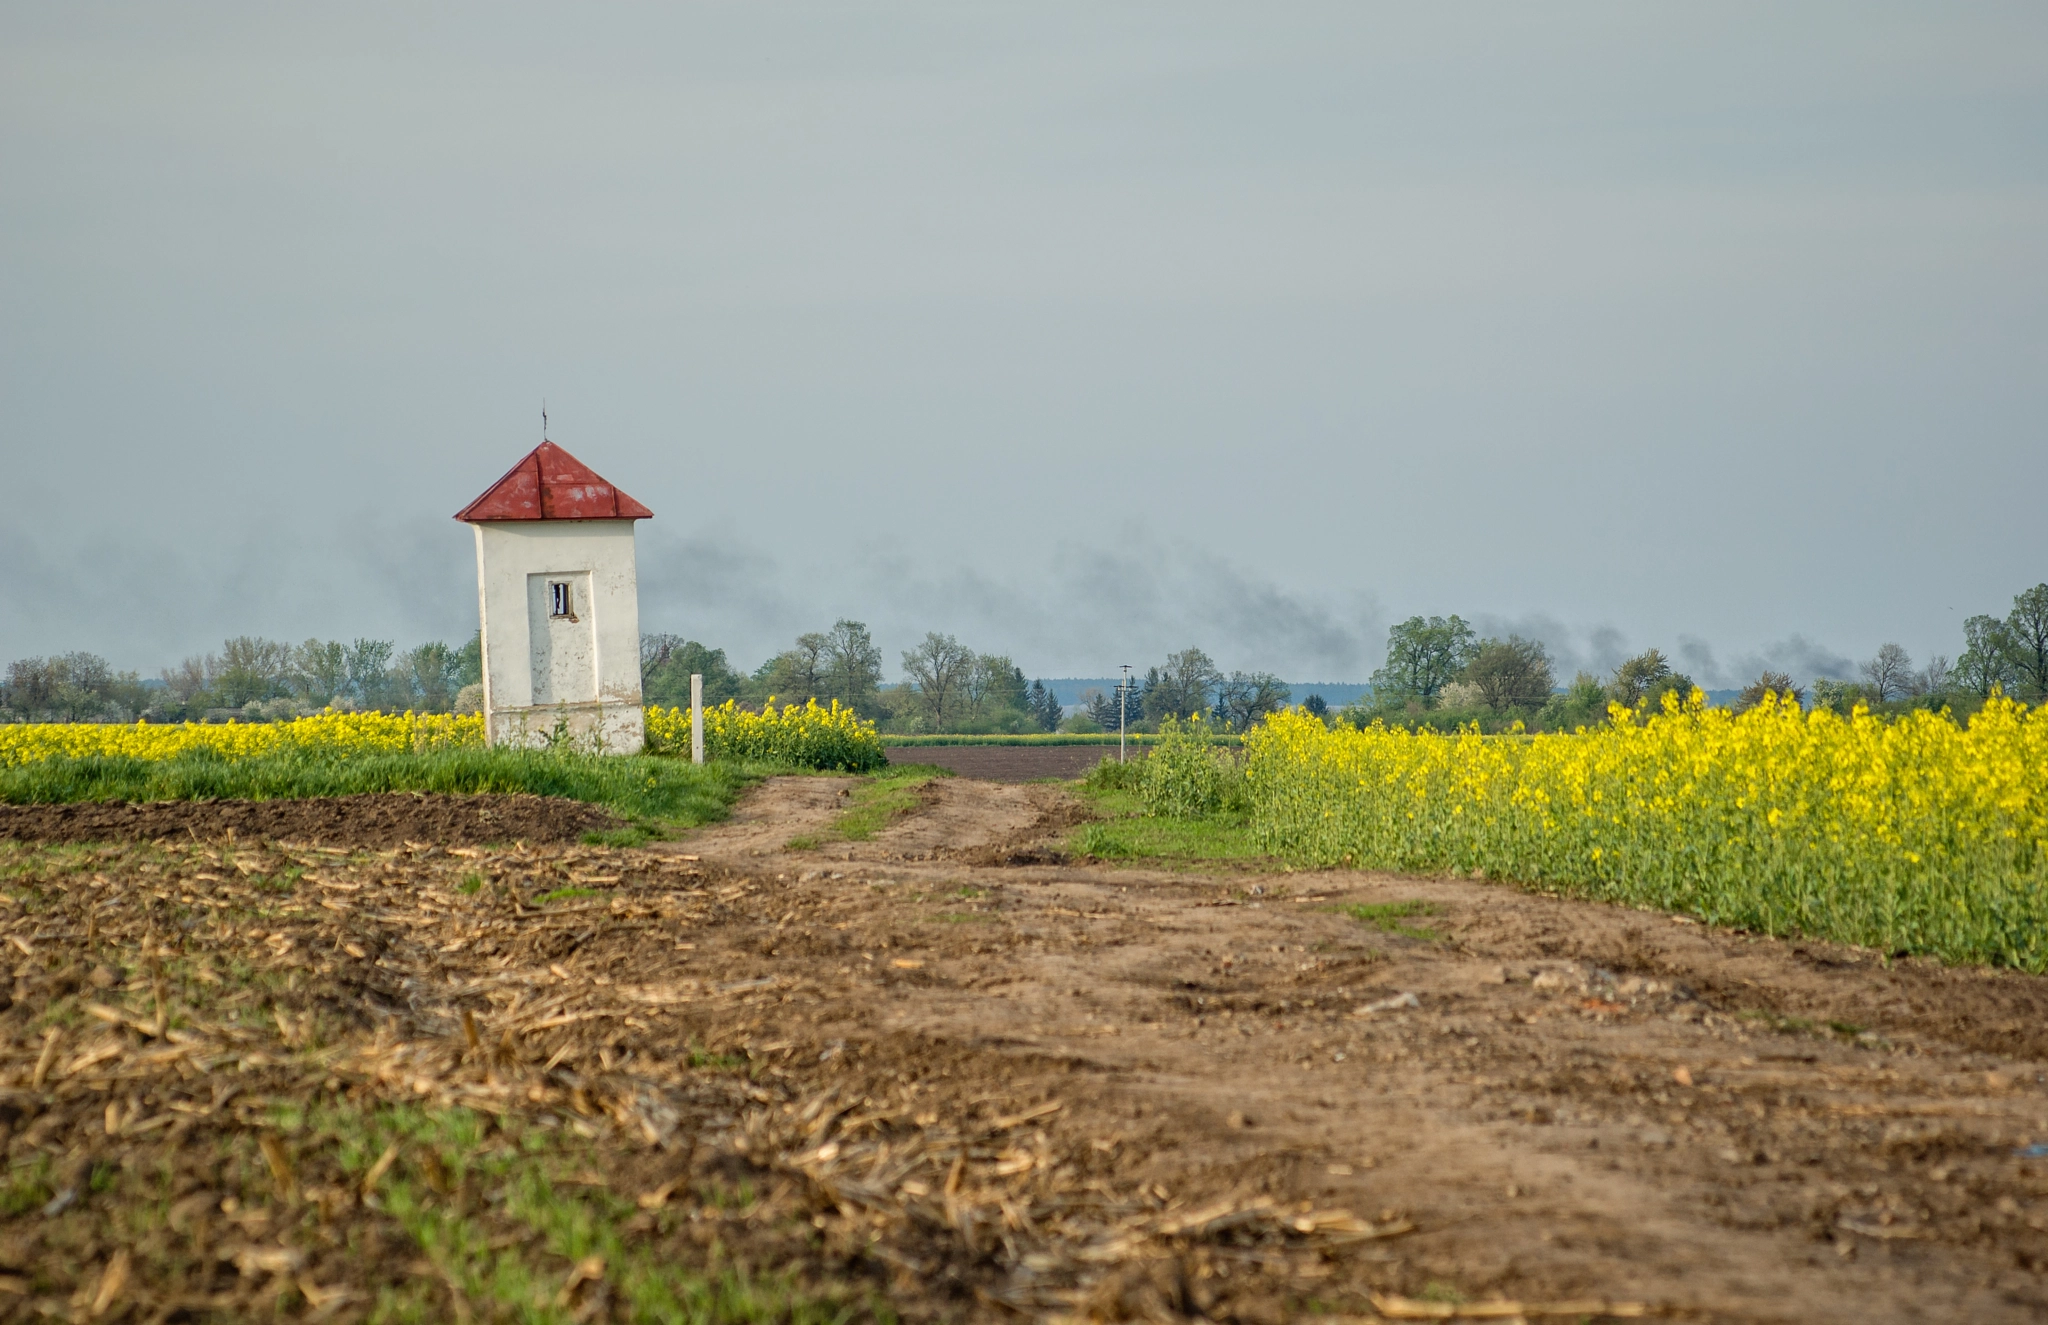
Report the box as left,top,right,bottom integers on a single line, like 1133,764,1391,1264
690,674,704,765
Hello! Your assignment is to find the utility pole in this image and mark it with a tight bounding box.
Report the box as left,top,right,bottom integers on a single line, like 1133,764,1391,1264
1119,664,1132,764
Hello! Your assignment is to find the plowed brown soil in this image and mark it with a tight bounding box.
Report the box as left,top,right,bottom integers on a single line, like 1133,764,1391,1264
0,792,621,848
3,777,2046,1323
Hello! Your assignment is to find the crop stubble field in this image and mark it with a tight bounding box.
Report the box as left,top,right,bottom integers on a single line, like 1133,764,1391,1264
3,775,2048,1322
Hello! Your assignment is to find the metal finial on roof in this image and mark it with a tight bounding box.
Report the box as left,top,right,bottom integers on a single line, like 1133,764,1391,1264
542,400,549,441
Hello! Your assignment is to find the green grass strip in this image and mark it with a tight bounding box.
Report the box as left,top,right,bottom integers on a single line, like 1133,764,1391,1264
1338,900,1442,940
784,766,952,850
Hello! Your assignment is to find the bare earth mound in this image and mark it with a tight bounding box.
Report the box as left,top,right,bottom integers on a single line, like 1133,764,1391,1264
0,791,623,847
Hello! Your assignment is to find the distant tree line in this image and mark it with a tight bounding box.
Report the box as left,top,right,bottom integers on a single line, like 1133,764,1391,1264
0,635,482,723
1060,648,1291,735
1333,581,2048,734
643,622,1057,735
11,581,2041,732
1814,582,2048,715
642,627,1294,736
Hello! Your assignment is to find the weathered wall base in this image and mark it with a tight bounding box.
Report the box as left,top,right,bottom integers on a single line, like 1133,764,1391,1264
486,701,646,754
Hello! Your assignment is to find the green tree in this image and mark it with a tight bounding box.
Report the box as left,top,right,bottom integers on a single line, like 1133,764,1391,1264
1956,614,2019,698
1141,647,1221,723
1088,687,1131,732
820,620,884,712
962,654,1029,719
1369,616,1477,706
295,640,349,706
345,639,395,710
1810,676,1867,715
213,637,294,708
1028,679,1061,732
1733,671,1802,713
2008,583,2048,699
1538,672,1610,731
641,635,744,707
454,631,483,688
1,653,145,722
756,631,830,701
1608,648,1693,709
901,632,974,728
1214,671,1290,731
1463,636,1554,712
1858,643,1914,703
393,642,459,712
159,657,208,708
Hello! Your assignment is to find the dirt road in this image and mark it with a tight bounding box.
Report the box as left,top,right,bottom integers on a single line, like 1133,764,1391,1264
6,775,2047,1321
664,776,2048,1322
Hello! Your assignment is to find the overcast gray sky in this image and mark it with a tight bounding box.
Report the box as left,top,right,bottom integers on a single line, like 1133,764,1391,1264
3,3,2043,686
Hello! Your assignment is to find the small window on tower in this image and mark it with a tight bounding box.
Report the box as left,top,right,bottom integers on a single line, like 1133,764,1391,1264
549,581,573,619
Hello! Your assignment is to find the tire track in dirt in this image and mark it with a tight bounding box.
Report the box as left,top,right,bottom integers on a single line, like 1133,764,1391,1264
666,774,858,858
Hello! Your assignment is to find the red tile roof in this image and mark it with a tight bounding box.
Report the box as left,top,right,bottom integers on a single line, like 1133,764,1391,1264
454,441,653,523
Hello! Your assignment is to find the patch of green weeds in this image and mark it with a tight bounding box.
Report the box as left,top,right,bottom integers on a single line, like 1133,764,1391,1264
279,1103,872,1325
784,835,821,852
250,866,302,895
697,1176,759,1212
831,767,950,842
1338,900,1441,940
533,887,601,907
953,885,985,900
458,874,485,895
0,1157,54,1217
1064,779,1273,870
580,824,661,848
685,1043,749,1072
1082,759,1146,793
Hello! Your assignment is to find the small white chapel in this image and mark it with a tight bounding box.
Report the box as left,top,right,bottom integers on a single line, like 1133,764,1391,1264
454,440,652,755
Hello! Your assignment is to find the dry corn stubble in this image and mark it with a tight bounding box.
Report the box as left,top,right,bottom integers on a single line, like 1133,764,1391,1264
0,833,1406,1322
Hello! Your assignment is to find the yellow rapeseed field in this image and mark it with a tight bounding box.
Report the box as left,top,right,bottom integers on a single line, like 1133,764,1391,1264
644,698,885,772
0,710,483,767
1246,692,2048,969
0,700,886,773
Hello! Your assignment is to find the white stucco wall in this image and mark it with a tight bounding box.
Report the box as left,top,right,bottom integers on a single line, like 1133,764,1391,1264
472,520,644,754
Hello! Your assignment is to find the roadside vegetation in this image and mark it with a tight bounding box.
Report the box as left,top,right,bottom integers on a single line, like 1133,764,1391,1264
1068,732,1272,870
